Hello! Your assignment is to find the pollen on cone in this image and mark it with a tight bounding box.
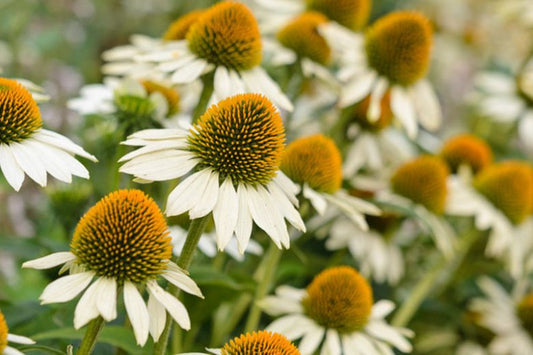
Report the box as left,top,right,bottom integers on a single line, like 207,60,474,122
306,0,371,31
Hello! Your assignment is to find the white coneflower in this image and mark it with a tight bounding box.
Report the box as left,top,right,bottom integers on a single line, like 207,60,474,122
104,2,293,112
0,310,35,355
446,161,533,275
0,77,97,191
23,189,203,346
326,214,405,285
470,63,533,152
378,155,455,257
280,133,380,229
470,277,533,355
320,11,441,138
120,93,305,253
261,266,413,355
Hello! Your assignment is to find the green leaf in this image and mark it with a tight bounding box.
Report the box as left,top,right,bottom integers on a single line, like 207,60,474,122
32,326,149,355
18,344,67,355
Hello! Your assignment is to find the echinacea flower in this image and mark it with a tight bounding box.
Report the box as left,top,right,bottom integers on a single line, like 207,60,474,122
446,161,533,265
378,155,455,257
469,277,533,355
261,266,413,354
23,189,203,346
105,2,293,112
280,134,380,229
254,0,371,34
321,11,442,138
439,134,493,175
262,12,336,83
0,310,35,355
180,330,301,355
326,213,405,285
0,78,97,191
341,91,417,175
470,64,533,152
120,93,305,253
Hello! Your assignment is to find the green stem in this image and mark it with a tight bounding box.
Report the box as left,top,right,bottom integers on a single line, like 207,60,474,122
391,229,481,327
244,243,283,333
77,317,105,355
152,216,209,355
192,73,215,124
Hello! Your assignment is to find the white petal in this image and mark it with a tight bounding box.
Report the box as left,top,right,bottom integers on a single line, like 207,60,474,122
241,67,293,111
171,59,208,83
189,170,219,219
213,178,239,250
365,321,413,353
165,169,213,217
10,142,47,186
268,181,305,232
124,282,150,346
411,80,442,131
4,346,25,355
121,151,198,181
35,129,97,161
303,185,328,215
7,334,35,344
74,280,100,329
235,184,253,253
297,325,326,355
390,86,418,139
371,300,396,319
339,71,376,108
368,77,388,122
40,272,94,304
95,277,117,322
322,329,342,355
147,293,167,342
162,265,203,297
147,280,191,330
0,144,25,191
22,252,76,270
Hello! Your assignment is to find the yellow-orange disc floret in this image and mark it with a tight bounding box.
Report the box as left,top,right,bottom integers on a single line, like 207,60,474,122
348,91,393,132
0,78,42,145
280,134,342,194
517,293,533,338
162,10,206,41
220,331,301,355
71,189,172,285
391,155,449,214
141,80,180,115
188,93,285,186
365,11,433,86
474,161,533,225
0,310,7,353
440,134,492,174
277,12,331,66
302,266,373,333
306,0,371,31
187,2,262,71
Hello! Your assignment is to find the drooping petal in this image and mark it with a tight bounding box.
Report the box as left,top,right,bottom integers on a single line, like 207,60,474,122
147,280,191,330
40,272,94,304
212,178,239,251
124,282,150,346
22,252,76,270
147,293,166,342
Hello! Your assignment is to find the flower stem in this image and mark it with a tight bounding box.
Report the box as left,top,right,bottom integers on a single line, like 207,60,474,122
192,73,214,124
244,243,283,333
391,228,481,327
77,316,105,355
152,215,209,355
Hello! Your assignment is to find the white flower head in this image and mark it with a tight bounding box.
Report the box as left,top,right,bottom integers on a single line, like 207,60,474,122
280,133,380,230
103,1,293,112
378,155,456,258
179,330,301,355
120,93,306,254
0,77,97,191
0,310,35,355
470,277,533,355
320,11,442,139
23,189,203,346
446,161,533,275
261,266,413,355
